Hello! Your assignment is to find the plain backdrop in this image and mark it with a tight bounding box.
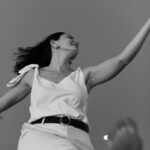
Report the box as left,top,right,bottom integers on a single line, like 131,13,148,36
0,0,150,150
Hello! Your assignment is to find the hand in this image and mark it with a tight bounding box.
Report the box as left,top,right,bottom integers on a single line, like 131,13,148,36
106,118,142,150
146,17,150,27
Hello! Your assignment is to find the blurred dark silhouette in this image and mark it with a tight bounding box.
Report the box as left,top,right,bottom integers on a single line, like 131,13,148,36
105,118,143,150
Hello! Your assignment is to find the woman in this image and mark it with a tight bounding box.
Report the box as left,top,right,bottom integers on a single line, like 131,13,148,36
0,18,150,150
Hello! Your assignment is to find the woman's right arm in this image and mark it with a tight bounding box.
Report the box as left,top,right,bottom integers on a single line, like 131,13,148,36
0,75,31,114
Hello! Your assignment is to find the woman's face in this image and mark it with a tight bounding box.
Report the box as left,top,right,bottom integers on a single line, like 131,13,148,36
51,33,79,61
57,34,79,52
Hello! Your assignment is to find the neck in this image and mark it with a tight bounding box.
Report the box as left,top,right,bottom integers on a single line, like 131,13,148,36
44,51,72,72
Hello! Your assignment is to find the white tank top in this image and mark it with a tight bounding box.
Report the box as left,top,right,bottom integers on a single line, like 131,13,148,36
7,64,90,126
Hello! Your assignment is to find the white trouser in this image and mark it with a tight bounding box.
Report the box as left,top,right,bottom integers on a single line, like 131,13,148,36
17,122,94,150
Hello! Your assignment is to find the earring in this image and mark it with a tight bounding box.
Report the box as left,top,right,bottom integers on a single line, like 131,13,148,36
55,45,60,49
50,40,60,49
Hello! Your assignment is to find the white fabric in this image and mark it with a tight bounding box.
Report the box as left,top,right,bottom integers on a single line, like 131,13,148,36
6,64,39,87
7,64,90,126
7,64,94,150
29,65,90,126
17,122,94,150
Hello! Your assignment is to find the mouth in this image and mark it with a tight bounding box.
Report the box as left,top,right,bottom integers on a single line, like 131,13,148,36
71,41,79,47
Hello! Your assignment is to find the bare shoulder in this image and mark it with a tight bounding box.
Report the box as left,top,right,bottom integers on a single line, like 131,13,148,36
21,68,35,88
82,66,91,80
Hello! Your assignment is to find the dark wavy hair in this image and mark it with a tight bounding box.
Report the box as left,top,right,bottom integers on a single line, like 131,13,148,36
13,32,65,75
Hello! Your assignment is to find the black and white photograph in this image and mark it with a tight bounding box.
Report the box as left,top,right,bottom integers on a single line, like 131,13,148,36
0,0,150,150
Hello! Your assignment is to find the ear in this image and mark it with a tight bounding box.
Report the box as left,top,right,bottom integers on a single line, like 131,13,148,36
50,40,60,49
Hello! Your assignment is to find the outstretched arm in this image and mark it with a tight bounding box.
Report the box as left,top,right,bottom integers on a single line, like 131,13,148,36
0,75,30,114
85,18,150,90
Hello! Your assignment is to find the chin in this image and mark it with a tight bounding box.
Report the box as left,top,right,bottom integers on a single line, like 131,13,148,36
70,50,78,60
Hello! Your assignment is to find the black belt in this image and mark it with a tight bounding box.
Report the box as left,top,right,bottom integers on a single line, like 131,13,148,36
30,115,89,133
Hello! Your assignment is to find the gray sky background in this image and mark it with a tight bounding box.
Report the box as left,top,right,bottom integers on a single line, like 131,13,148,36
0,0,150,150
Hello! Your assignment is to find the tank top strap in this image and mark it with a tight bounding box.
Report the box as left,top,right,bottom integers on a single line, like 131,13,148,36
77,67,89,98
32,64,40,85
6,64,39,87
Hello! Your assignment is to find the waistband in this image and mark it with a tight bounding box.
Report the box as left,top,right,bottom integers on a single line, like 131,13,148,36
30,115,89,133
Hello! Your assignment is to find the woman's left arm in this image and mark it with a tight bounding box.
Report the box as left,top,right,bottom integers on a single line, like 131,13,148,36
86,18,150,89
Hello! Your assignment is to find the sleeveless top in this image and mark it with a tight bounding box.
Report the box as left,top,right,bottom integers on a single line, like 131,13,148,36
6,64,90,126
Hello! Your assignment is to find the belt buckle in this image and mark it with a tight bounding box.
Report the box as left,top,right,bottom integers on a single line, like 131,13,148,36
41,117,46,124
60,115,71,126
